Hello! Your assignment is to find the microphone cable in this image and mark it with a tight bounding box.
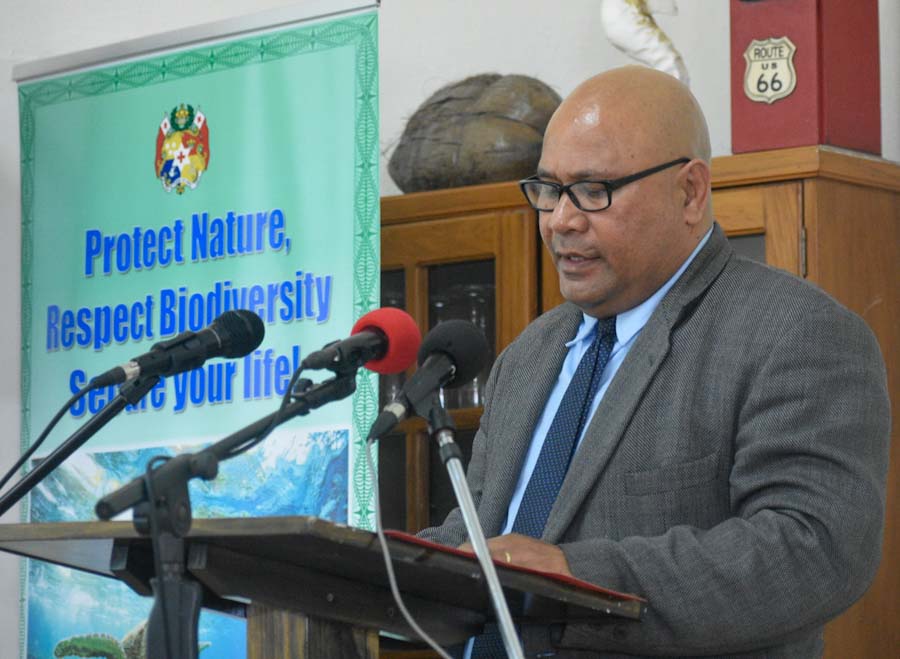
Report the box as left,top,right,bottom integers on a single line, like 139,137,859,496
0,385,94,494
222,363,307,459
365,437,454,659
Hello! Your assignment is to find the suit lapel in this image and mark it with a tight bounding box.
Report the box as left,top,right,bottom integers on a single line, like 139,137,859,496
542,316,672,542
542,225,734,543
477,304,582,536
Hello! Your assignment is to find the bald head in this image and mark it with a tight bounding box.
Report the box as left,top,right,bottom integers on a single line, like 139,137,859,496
536,66,715,318
549,65,711,164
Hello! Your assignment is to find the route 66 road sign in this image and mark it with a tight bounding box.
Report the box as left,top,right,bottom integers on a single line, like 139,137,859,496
743,36,797,104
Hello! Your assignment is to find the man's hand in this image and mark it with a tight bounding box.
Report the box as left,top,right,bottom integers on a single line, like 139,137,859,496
459,533,573,576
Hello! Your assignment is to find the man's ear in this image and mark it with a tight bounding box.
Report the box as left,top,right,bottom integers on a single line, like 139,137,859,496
678,159,712,227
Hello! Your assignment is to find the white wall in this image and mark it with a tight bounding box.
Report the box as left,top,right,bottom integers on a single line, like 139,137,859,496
1,1,897,656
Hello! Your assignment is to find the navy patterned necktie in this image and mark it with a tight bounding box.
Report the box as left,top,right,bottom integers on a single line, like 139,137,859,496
511,315,617,537
471,316,617,658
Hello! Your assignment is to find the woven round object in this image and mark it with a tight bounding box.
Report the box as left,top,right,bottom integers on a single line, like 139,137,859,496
389,74,561,193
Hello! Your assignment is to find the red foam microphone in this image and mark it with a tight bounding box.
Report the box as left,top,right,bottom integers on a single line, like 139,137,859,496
302,308,421,375
351,307,421,374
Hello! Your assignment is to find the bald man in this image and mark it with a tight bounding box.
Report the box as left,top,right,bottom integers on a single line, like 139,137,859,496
419,66,890,658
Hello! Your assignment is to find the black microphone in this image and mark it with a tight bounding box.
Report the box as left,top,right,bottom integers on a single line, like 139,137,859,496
301,333,383,371
368,319,489,439
91,310,265,388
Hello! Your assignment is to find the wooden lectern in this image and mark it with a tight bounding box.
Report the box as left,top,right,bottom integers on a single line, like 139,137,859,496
0,516,643,658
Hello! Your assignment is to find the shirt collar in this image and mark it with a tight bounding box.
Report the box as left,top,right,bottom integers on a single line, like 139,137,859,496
566,227,713,348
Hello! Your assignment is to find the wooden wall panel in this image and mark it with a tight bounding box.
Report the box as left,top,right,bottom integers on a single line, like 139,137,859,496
804,179,899,659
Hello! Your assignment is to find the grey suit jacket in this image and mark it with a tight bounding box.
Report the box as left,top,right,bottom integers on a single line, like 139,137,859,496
419,224,890,658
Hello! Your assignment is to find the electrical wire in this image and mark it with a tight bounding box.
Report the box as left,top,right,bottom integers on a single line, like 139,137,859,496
224,366,307,458
365,438,453,659
0,386,93,492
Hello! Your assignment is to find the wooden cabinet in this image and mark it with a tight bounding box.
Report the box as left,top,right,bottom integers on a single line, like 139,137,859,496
379,185,537,532
379,146,899,658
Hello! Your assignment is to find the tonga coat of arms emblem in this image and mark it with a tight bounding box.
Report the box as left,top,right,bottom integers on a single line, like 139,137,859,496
155,103,210,194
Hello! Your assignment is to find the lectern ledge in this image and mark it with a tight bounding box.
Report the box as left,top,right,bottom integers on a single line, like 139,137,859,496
0,515,643,658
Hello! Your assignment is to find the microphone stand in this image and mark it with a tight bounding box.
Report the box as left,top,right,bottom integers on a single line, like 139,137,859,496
419,396,524,659
0,376,161,517
94,369,358,659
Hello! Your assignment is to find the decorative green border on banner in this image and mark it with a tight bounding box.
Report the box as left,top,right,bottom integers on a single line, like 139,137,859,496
17,12,380,529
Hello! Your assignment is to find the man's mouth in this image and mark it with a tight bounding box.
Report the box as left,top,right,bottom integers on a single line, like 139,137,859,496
556,250,598,267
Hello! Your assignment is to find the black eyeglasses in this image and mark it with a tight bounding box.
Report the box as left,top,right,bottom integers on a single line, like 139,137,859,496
519,157,691,212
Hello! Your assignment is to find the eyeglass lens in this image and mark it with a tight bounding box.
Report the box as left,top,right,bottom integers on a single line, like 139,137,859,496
524,180,611,211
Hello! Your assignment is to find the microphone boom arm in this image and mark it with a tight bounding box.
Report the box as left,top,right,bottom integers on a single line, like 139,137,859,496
95,372,357,522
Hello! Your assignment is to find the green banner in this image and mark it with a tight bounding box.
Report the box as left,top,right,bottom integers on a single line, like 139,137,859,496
18,10,378,658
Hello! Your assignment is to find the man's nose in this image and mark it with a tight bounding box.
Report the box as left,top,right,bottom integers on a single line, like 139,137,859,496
546,192,586,233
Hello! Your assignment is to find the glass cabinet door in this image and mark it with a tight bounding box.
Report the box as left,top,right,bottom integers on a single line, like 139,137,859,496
379,269,407,408
427,260,496,408
379,182,537,531
712,180,802,271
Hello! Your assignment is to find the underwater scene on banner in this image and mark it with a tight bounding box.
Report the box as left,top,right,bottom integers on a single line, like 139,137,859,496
26,426,348,659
